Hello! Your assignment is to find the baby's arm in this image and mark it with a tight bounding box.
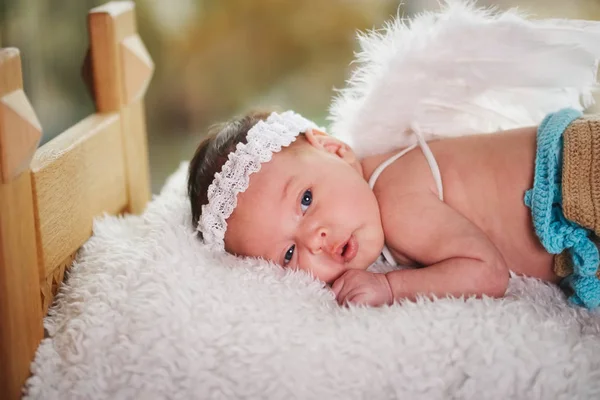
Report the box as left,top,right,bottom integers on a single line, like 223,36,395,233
381,191,509,302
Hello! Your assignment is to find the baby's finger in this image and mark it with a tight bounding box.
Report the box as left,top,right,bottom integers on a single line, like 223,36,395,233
337,285,363,306
335,284,352,306
343,288,367,306
331,276,345,298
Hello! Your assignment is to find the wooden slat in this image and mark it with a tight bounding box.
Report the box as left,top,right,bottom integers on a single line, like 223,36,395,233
120,101,151,213
40,253,75,314
88,1,136,113
0,173,43,400
31,113,128,281
88,1,152,214
120,34,153,104
0,3,152,398
118,31,153,213
0,49,42,183
92,1,137,43
0,48,22,96
0,48,43,400
0,90,43,183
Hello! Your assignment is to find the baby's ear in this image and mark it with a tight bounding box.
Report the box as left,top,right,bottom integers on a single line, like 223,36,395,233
304,128,361,169
305,128,346,155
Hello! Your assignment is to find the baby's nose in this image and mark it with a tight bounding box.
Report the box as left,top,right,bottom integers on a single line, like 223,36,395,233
306,227,328,254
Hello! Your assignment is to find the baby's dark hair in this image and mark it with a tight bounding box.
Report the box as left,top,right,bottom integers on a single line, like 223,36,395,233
188,109,277,238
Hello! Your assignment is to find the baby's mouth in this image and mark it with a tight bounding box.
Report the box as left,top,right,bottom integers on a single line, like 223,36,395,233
340,235,358,263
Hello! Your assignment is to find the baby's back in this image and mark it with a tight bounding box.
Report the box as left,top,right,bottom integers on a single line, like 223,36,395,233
363,126,558,282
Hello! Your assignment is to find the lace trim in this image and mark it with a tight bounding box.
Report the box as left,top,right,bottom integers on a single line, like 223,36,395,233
198,111,317,250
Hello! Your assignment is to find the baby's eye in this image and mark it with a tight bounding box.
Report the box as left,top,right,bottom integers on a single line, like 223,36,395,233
284,244,295,265
300,189,312,213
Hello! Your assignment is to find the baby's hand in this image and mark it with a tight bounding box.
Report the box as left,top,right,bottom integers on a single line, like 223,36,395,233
331,270,393,307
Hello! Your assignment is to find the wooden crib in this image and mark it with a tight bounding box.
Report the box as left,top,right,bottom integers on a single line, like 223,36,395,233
0,2,153,398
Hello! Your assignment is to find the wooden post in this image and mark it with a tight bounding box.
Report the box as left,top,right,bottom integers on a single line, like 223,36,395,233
0,48,43,400
87,1,154,213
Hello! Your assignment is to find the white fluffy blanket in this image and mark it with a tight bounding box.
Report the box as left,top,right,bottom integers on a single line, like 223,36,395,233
25,1,600,398
26,163,600,400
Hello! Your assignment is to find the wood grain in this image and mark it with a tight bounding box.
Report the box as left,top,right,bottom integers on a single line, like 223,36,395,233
88,1,136,113
0,48,22,96
0,173,44,400
0,4,153,397
121,101,151,213
31,113,128,280
41,253,75,314
0,49,42,183
91,1,136,43
0,47,43,400
120,34,153,104
88,1,152,214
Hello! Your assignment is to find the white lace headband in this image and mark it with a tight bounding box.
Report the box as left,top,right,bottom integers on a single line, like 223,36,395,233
198,111,319,250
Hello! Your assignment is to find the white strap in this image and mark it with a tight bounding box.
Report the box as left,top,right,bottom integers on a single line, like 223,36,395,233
368,130,445,267
368,135,443,202
413,128,444,201
368,143,418,189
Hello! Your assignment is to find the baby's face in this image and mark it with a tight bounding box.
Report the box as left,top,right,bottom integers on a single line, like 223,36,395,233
224,131,385,284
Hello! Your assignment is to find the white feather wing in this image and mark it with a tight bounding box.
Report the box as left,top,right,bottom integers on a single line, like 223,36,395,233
328,0,600,158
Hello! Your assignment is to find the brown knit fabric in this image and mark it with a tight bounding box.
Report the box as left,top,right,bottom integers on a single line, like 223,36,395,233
561,114,600,235
552,114,600,280
553,251,573,278
553,239,600,280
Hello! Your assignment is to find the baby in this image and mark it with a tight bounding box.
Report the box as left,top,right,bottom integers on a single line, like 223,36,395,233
188,108,600,309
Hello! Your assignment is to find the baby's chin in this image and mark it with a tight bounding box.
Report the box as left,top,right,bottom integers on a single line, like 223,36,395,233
356,236,385,269
344,249,382,275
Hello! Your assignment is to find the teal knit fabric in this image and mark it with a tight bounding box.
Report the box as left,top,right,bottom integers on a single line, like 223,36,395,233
524,108,600,309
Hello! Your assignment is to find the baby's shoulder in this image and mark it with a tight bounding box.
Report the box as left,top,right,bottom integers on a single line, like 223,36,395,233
366,148,435,202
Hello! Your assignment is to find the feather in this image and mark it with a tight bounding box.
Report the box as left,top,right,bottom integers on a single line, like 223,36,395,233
328,0,600,158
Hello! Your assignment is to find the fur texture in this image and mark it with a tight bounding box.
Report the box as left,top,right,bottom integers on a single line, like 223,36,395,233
24,2,600,397
328,0,600,157
25,164,600,400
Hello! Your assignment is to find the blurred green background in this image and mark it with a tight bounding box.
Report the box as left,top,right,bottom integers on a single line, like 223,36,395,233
1,0,599,192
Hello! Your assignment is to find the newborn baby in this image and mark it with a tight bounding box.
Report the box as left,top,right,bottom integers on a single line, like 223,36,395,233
188,109,600,309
